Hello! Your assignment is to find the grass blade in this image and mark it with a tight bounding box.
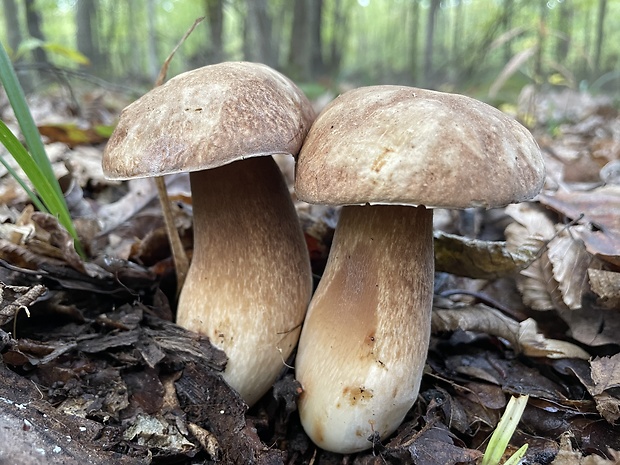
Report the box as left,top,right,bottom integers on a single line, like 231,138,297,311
482,394,529,465
0,40,83,256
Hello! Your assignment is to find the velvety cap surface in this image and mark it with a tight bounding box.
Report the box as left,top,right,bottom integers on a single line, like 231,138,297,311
295,85,545,209
103,62,315,179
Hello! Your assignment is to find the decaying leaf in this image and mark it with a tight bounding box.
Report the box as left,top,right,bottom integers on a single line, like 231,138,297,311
123,414,195,452
551,432,620,465
590,354,620,396
546,228,591,310
540,186,620,267
0,282,46,326
432,303,590,360
434,231,534,279
505,202,595,312
588,269,620,309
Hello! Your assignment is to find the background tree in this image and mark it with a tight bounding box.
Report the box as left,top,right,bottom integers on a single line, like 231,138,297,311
204,0,224,64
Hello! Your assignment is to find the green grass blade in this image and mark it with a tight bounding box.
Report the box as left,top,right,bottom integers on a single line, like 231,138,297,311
0,41,83,257
0,42,64,201
0,120,64,213
482,394,529,465
0,154,48,212
503,444,528,465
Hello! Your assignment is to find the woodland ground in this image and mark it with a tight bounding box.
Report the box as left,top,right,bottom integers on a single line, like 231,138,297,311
0,84,619,464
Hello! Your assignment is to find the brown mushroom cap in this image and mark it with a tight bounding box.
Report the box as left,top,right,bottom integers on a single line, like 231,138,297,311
102,62,314,179
295,85,544,209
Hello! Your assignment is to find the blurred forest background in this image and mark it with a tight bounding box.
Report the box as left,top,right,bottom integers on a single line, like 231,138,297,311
1,0,619,105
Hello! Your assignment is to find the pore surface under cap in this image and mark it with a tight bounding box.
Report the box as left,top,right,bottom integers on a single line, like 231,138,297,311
295,85,545,209
103,62,314,180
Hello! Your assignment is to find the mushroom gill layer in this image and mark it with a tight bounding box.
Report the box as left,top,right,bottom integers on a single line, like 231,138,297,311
295,205,434,453
178,156,312,406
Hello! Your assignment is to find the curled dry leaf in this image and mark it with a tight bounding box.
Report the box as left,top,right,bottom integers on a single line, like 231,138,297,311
431,304,590,359
588,269,620,309
434,231,534,280
0,282,46,326
551,432,620,465
540,186,620,267
590,355,620,396
505,203,594,311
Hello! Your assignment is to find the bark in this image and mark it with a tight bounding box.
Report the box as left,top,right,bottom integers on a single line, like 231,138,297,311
288,0,309,79
24,0,48,65
2,0,22,53
325,0,348,77
309,0,324,77
593,0,607,76
76,0,100,71
408,0,420,83
423,0,440,87
146,0,159,81
243,0,276,68
555,1,573,64
204,0,224,63
502,0,514,64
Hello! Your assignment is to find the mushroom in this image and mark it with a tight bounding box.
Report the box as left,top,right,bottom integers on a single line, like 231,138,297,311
294,85,545,453
102,62,314,406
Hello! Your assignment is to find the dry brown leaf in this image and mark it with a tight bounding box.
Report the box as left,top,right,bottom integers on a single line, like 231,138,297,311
506,203,596,312
590,355,620,396
505,203,564,311
588,269,620,309
433,231,533,279
540,186,620,267
546,229,592,310
431,304,590,359
551,431,620,464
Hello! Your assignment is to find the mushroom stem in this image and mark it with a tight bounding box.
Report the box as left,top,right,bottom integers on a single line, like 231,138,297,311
178,156,312,406
295,204,434,453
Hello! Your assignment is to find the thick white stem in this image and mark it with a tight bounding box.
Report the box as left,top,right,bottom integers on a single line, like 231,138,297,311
295,205,434,453
178,156,312,406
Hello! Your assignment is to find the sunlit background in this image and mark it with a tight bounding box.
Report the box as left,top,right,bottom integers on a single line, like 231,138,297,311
1,0,619,103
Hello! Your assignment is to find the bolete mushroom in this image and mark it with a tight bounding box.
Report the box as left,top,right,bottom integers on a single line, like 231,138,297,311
102,62,314,406
294,85,545,453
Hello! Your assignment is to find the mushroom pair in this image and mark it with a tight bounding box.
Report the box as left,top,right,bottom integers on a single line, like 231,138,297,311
103,62,314,406
294,86,545,453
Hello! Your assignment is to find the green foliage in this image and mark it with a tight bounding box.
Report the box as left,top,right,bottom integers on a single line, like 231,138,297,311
0,40,84,257
14,37,90,64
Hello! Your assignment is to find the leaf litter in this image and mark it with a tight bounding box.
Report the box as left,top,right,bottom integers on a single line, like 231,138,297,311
0,85,619,464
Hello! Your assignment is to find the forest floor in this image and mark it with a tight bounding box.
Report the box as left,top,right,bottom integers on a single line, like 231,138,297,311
1,83,620,465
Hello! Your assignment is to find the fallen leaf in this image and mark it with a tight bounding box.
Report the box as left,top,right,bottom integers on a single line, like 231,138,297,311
590,355,620,396
550,432,620,464
588,269,620,309
432,304,590,359
434,231,534,279
540,186,620,266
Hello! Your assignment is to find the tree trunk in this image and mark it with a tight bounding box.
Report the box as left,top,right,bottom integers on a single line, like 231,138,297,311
534,0,548,81
502,0,514,64
288,0,323,80
288,0,309,79
2,0,22,53
423,0,440,87
408,0,420,83
593,0,607,77
126,1,143,79
325,0,348,77
146,0,159,81
204,0,224,63
76,0,101,72
25,0,48,65
243,0,276,68
309,0,324,78
555,1,573,64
